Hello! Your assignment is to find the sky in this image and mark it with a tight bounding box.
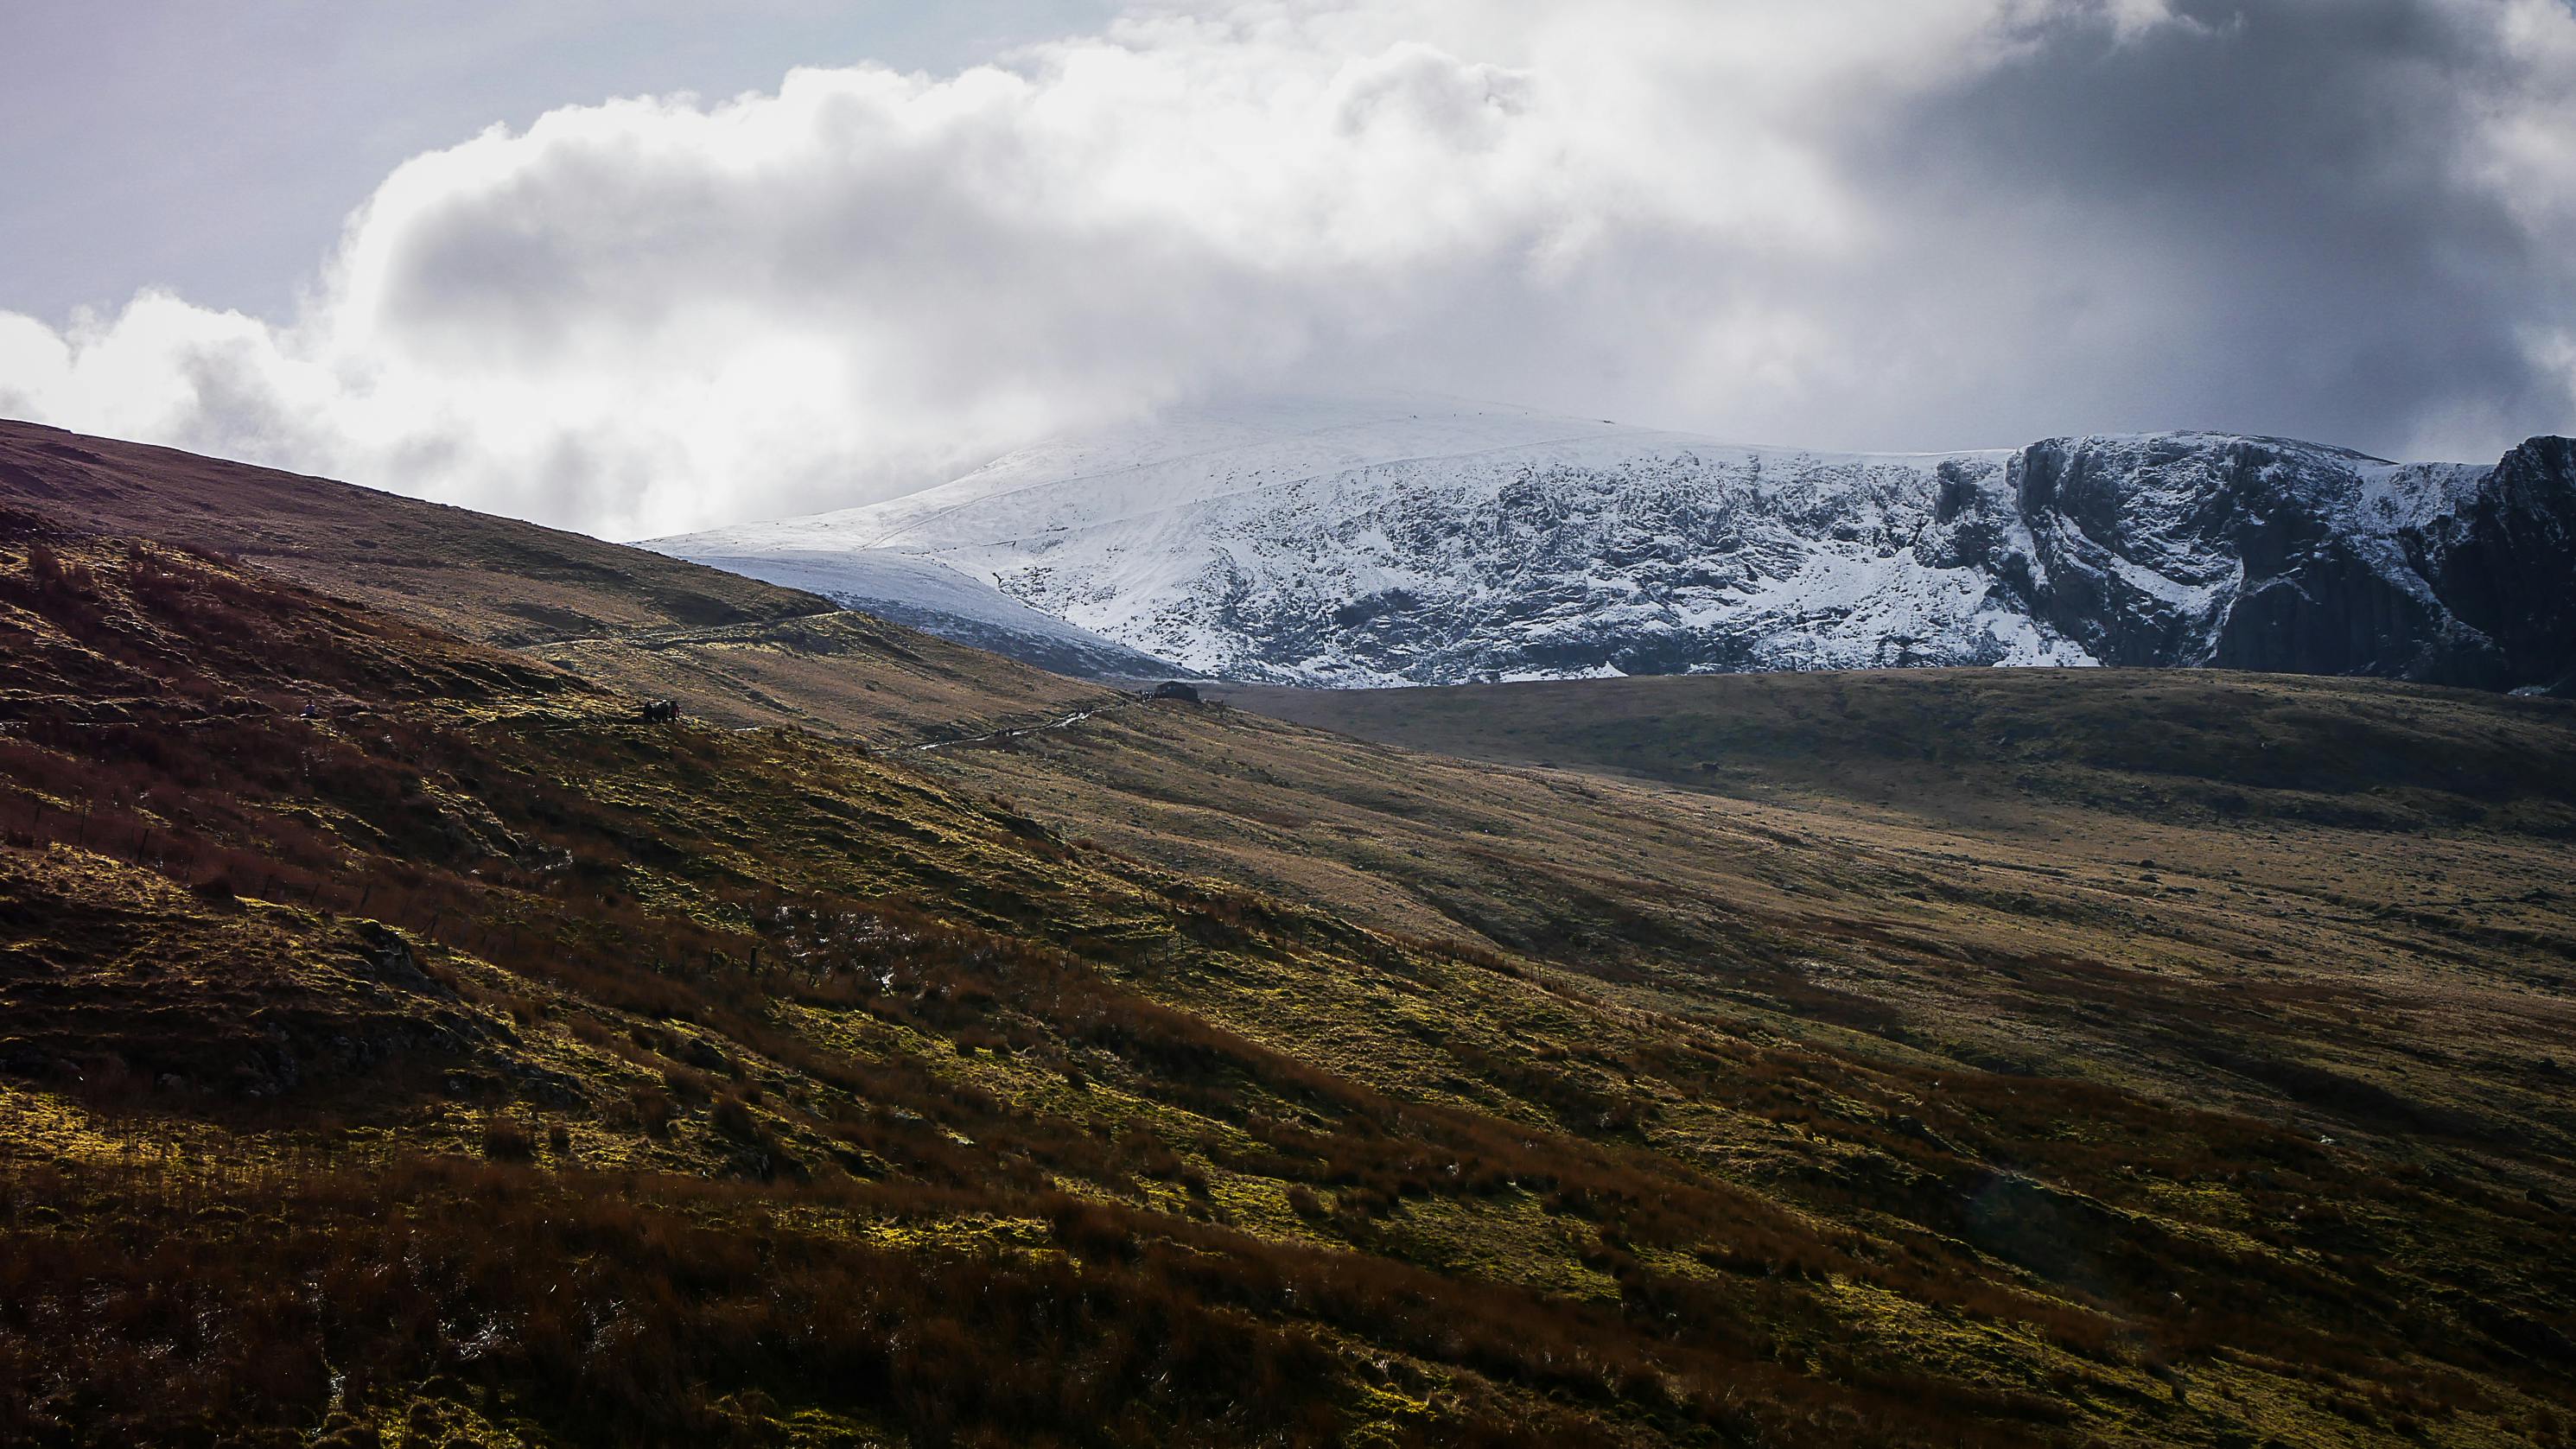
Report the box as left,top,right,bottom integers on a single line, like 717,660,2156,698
2,0,2572,541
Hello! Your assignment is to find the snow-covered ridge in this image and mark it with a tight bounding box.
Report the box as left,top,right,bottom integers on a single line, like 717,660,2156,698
646,395,2576,694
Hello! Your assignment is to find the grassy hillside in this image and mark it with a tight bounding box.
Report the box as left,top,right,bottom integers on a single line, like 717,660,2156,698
0,422,826,647
927,674,2576,1147
0,432,2571,1446
1230,669,2576,832
525,612,1110,747
0,421,1116,752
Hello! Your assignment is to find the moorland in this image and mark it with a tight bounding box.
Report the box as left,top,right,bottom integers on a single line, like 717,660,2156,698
0,420,2570,1448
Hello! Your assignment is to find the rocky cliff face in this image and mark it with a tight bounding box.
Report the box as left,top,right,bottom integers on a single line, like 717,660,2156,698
1931,433,2536,688
652,397,2576,690
2402,435,2576,694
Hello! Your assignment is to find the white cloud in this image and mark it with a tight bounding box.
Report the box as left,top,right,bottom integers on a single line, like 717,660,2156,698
2,0,2571,538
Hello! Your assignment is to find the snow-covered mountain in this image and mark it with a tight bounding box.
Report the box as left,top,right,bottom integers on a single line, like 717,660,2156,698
646,395,2576,693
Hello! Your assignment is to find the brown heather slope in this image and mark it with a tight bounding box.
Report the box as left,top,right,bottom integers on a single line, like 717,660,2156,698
924,677,2576,1169
0,420,820,645
519,611,1112,749
0,429,2572,1446
0,419,1106,743
1226,670,2576,832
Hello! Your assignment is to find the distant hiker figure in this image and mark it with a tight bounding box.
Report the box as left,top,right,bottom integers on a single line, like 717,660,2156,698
641,698,681,723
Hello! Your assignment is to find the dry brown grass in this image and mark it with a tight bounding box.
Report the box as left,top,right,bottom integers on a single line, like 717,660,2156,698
0,431,2569,1446
0,419,819,646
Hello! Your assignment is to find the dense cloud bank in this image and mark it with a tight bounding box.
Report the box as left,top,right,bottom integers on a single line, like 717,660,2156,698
3,0,2571,538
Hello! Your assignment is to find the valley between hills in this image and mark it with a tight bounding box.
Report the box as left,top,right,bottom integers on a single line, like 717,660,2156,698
0,419,2572,1448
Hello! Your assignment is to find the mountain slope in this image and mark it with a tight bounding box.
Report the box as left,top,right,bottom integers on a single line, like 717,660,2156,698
1229,666,2576,831
0,417,1111,743
0,419,824,646
656,395,2576,690
0,435,2572,1445
666,545,1191,680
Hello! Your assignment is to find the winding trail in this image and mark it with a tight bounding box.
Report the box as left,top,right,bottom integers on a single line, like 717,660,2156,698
910,706,1105,753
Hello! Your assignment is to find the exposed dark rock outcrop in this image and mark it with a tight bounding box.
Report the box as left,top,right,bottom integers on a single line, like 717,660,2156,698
2407,435,2576,691
1947,433,2566,690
